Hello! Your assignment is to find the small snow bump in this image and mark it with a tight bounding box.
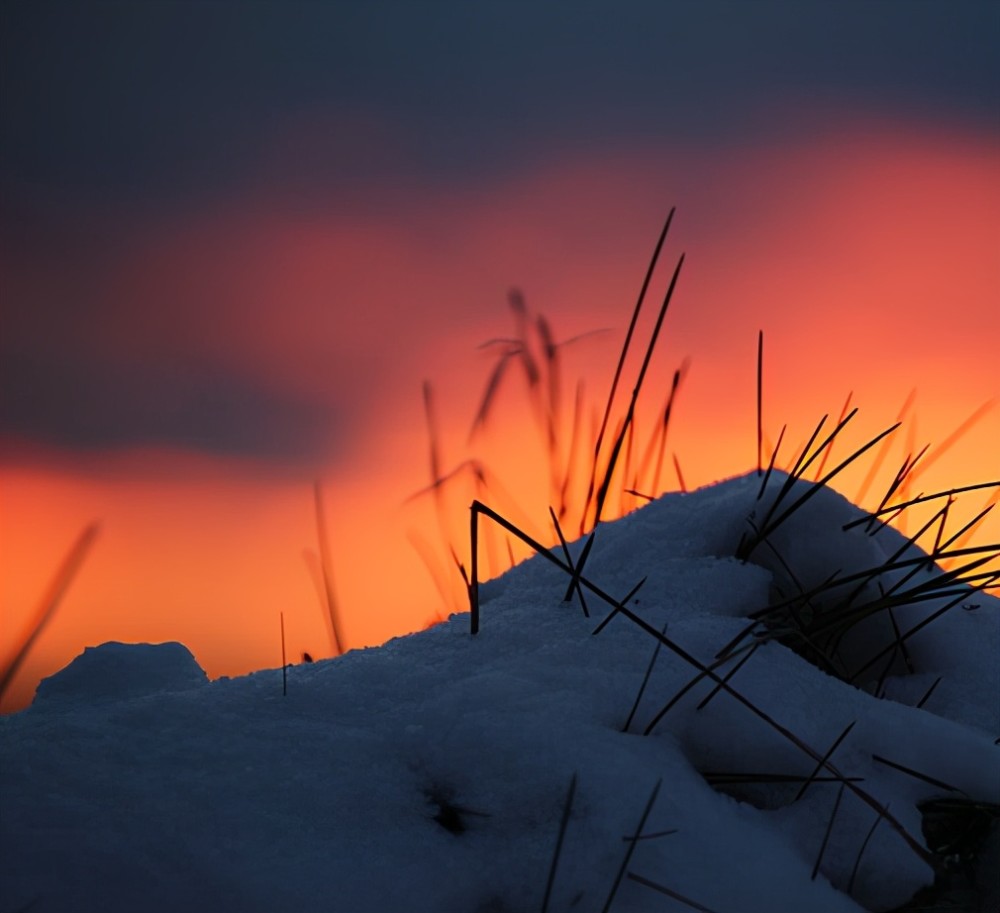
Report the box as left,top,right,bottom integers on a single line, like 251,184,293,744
32,641,208,709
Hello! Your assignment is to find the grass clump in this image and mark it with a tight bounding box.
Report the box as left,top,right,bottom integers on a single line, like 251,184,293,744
450,211,997,911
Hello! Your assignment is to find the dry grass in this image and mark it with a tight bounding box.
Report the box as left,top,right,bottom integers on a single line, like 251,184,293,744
454,212,997,909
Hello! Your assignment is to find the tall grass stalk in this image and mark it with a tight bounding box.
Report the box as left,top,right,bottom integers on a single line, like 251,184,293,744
0,523,99,705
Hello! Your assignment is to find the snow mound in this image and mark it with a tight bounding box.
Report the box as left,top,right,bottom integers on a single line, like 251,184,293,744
2,474,997,913
32,641,208,708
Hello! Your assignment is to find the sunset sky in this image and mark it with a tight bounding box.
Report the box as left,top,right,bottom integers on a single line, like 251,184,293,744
2,0,998,711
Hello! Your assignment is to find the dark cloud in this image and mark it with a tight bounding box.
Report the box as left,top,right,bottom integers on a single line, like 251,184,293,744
2,0,996,467
1,1,996,198
0,347,339,468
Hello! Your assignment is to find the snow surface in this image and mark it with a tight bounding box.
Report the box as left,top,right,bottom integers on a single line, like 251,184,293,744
2,472,998,913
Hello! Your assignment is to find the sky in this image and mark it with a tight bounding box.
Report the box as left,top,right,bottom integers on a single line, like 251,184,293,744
1,0,998,710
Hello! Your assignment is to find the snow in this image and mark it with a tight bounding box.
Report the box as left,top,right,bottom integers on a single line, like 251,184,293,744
31,641,209,709
2,472,997,913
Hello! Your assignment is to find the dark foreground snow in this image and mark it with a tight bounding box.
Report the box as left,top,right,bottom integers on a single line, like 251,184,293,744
3,473,998,912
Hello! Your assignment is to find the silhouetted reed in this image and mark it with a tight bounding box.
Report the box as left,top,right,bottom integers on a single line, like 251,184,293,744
0,523,99,706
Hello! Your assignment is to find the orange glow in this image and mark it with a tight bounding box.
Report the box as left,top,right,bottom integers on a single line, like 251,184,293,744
3,120,998,712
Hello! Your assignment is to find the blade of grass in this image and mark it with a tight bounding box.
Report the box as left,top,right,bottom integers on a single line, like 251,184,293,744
407,529,461,613
873,604,911,693
562,530,597,604
0,523,100,704
468,350,516,440
582,209,676,526
673,453,687,493
757,329,764,477
652,362,688,495
695,643,762,711
812,782,847,881
931,496,955,558
418,380,464,559
622,622,668,733
535,313,562,506
862,448,923,535
635,360,688,495
541,773,577,913
905,398,996,484
795,721,857,802
549,507,589,617
703,772,864,786
644,643,761,735
590,576,648,635
757,424,787,501
558,380,586,521
280,611,287,697
626,873,720,913
844,482,1000,530
313,481,344,656
752,414,831,538
595,254,685,525
915,676,942,709
601,779,662,913
855,389,915,505
939,497,997,566
812,391,853,481
871,755,961,794
848,807,887,896
620,412,638,514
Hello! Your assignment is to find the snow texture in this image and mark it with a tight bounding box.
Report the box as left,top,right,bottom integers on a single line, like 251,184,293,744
2,472,998,913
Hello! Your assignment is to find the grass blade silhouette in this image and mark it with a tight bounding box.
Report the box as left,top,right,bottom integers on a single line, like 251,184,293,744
541,772,577,913
582,209,675,526
0,523,99,704
594,253,685,525
313,481,344,656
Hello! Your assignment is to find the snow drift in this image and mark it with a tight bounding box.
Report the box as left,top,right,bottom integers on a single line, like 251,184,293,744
2,472,997,912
